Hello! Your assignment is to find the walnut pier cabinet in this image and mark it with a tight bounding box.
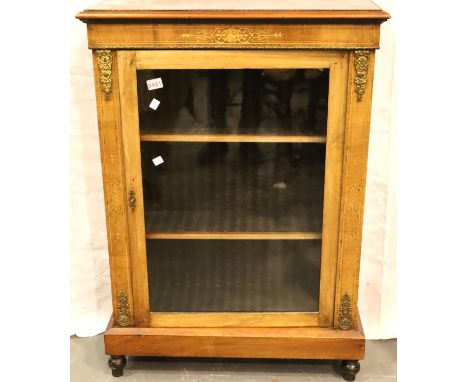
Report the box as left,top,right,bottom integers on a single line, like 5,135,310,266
77,1,389,380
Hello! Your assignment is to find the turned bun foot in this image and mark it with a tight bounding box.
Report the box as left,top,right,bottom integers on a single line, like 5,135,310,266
108,355,127,377
340,360,361,381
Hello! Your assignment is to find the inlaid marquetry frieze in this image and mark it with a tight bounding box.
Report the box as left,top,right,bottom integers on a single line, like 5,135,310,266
181,27,282,44
87,24,380,49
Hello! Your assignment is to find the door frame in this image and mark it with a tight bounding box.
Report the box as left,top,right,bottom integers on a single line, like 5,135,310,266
117,50,349,328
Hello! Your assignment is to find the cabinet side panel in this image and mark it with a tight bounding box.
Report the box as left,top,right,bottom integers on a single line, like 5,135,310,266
92,50,134,327
334,50,375,330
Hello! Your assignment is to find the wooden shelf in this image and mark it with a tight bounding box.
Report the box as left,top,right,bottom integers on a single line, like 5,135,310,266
140,134,327,143
145,232,322,240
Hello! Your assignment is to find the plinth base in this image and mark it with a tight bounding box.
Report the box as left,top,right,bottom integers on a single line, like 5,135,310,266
104,311,365,379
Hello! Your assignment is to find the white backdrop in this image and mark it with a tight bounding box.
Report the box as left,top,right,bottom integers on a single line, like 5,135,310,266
70,0,396,339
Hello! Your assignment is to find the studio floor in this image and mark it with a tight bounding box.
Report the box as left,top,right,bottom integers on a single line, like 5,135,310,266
70,335,396,381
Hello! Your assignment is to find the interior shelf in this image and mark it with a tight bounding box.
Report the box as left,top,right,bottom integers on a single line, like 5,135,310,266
146,232,322,240
140,133,326,143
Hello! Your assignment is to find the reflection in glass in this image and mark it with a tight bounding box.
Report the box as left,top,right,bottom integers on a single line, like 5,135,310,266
137,67,329,316
141,142,325,233
137,69,329,136
147,239,321,312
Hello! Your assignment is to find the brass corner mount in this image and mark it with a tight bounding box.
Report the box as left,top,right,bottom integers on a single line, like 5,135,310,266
116,290,131,327
96,49,113,100
338,293,353,330
354,50,370,102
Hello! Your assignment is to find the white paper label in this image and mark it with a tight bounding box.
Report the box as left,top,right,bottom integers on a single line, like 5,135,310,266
149,98,160,110
273,181,287,190
147,78,163,90
152,156,164,167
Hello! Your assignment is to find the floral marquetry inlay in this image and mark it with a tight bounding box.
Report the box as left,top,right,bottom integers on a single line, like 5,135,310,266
104,173,126,253
182,27,282,44
106,179,124,215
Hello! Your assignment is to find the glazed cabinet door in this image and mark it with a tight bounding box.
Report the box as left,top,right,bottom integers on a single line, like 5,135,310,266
117,50,348,328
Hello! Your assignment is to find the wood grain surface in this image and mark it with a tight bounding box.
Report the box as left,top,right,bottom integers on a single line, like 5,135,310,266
333,50,376,329
93,50,134,327
104,312,365,359
77,0,389,21
84,0,383,11
86,24,381,49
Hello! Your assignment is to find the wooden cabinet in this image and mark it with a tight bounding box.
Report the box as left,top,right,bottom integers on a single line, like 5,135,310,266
76,1,389,380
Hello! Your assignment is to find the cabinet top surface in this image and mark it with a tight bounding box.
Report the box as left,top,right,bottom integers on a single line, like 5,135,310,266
77,0,389,21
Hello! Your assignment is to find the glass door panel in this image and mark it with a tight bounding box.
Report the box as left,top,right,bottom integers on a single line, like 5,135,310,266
140,142,325,233
137,69,329,136
130,59,341,324
147,239,321,312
